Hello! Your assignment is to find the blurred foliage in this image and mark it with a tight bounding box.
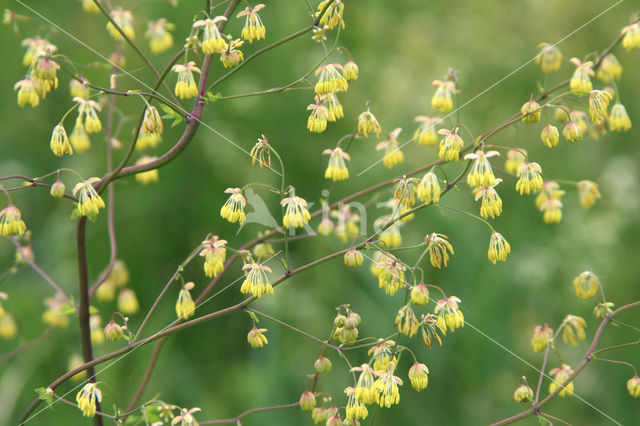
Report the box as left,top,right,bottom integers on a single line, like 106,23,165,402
1,0,640,425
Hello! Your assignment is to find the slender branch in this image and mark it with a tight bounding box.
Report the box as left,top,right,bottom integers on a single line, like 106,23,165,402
201,401,299,424
534,341,552,404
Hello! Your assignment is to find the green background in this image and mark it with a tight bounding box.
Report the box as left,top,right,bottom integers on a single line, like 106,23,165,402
1,0,639,424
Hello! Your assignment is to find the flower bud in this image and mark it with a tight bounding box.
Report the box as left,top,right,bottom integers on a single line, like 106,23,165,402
593,302,615,320
520,97,541,123
299,391,316,411
343,248,363,268
50,179,66,198
627,376,640,398
247,327,268,348
314,356,332,374
104,320,123,341
573,271,600,300
333,313,346,328
345,311,361,330
326,414,343,426
343,60,359,82
513,384,533,403
530,325,553,353
410,283,430,306
540,124,559,148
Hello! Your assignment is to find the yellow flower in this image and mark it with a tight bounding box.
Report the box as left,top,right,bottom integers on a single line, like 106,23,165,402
14,77,40,107
596,53,622,83
241,263,273,298
0,313,17,339
569,58,594,93
488,232,511,264
549,364,574,397
145,18,174,54
540,195,563,224
194,16,228,54
562,315,586,346
408,362,429,391
74,97,102,134
376,128,404,169
172,62,201,99
82,0,100,13
417,171,441,204
247,326,268,348
513,384,533,403
431,79,456,113
319,93,344,122
376,216,402,248
368,340,395,370
515,162,543,195
344,387,368,421
465,150,499,187
573,270,600,300
535,42,563,72
376,253,405,296
393,175,418,207
221,38,245,68
374,362,403,408
220,188,246,224
531,325,553,352
172,407,201,426
0,205,27,236
576,180,600,209
76,383,102,417
505,149,526,174
176,282,196,319
106,8,135,41
299,391,316,411
413,116,440,146
410,283,430,306
331,206,361,242
395,305,420,337
317,217,334,235
42,294,70,328
72,177,105,218
69,78,90,99
627,376,640,398
434,296,464,332
621,22,640,51
588,90,612,124
357,107,382,137
68,353,87,382
351,363,378,404
323,147,350,181
425,233,454,268
95,280,116,302
608,103,631,132
437,127,464,161
249,135,271,169
344,248,364,268
554,107,569,122
317,0,344,30
200,236,227,278
540,124,559,148
34,55,60,92
70,118,91,153
420,314,444,348
315,63,348,94
306,102,328,133
237,4,266,43
343,60,359,82
562,120,583,142
118,289,139,315
141,105,163,137
520,96,541,123
474,179,503,219
135,156,159,185
281,193,311,228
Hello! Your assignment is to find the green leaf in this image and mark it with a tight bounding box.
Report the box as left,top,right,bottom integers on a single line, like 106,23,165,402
203,92,222,103
160,105,185,128
89,305,99,315
35,387,54,407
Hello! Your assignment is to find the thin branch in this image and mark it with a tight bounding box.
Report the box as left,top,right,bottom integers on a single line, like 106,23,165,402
201,401,299,424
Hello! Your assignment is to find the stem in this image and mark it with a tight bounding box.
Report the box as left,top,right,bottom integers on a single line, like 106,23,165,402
201,401,299,424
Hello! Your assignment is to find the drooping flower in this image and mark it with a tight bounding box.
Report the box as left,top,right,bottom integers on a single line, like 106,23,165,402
465,150,499,187
410,283,430,306
431,79,456,113
608,103,631,132
69,78,90,99
621,22,640,51
577,180,601,209
118,288,139,314
357,107,382,137
193,16,228,54
531,325,553,353
344,248,364,268
513,384,534,403
134,156,159,185
562,315,586,346
172,62,201,99
437,127,464,161
351,363,378,404
540,124,559,148
74,97,102,134
413,116,440,146
343,60,359,82
200,236,227,278
221,39,245,69
520,96,541,123
106,8,135,41
573,271,600,300
220,188,246,224
14,77,40,107
315,63,348,95
393,175,418,207
487,232,511,264
76,383,102,417
395,305,420,337
569,58,594,93
247,326,268,348
316,0,345,30
306,102,328,133
434,296,464,332
72,177,105,218
146,19,174,54
549,364,574,397
420,314,444,348
588,90,613,124
474,179,503,219
241,263,273,298
535,42,563,72
281,193,311,228
344,387,368,421
70,117,91,153
515,162,543,195
323,147,350,181
373,362,403,408
320,93,344,121
505,149,526,174
408,362,429,391
562,120,584,142
425,233,454,268
0,205,27,236
596,53,622,82
627,376,640,398
376,253,406,296
417,171,441,204
376,128,404,169
237,4,266,43
176,282,196,319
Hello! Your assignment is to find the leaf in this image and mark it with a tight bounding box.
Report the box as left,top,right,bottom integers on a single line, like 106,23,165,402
160,105,185,128
203,92,222,103
35,387,54,407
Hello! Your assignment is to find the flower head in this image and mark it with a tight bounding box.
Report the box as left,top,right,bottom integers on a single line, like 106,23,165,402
376,128,404,169
237,4,266,43
249,135,271,169
72,178,105,218
344,387,368,421
431,79,456,113
323,147,350,181
33,55,60,92
76,383,102,417
172,62,201,99
627,376,640,398
14,77,40,107
395,305,420,337
344,248,364,268
172,407,201,426
465,150,499,188
597,53,622,83
200,236,227,278
220,188,246,224
315,63,348,94
549,364,574,397
513,384,533,403
588,90,612,124
413,115,440,146
146,19,174,54
70,118,91,152
488,232,511,264
393,175,418,207
306,102,328,133
247,326,268,348
562,120,584,142
434,296,464,332
562,315,586,346
621,22,640,51
520,96,541,123
474,179,503,219
299,391,316,411
317,0,344,30
425,233,454,268
281,193,311,228
320,93,344,121
70,78,90,99
408,362,429,391
417,171,441,204
241,263,273,298
74,97,102,134
376,253,406,296
176,282,196,319
357,107,382,137
536,42,563,72
608,103,631,132
577,180,601,209
343,60,359,82
420,314,444,348
515,162,543,195
573,271,600,300
531,325,553,352
437,127,464,161
540,124,559,148
410,283,430,306
569,58,594,93
351,363,377,404
0,313,17,339
194,16,228,54
141,105,163,137
0,205,27,237
374,362,403,408
505,149,526,174
106,8,135,41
